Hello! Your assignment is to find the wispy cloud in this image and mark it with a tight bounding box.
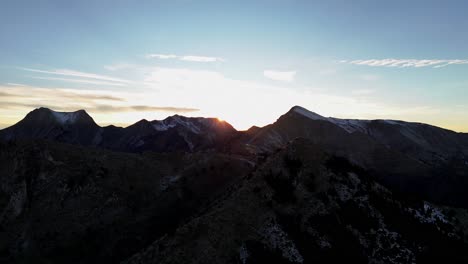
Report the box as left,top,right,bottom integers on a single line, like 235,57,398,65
104,63,136,71
0,85,200,127
146,54,224,62
263,70,296,82
5,83,27,87
20,68,132,84
91,105,199,113
31,76,126,86
146,54,178,59
180,56,224,62
342,59,468,68
0,86,124,101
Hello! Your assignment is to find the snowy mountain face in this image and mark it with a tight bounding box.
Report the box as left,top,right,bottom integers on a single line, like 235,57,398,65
151,115,219,134
291,106,400,134
50,110,81,124
289,106,468,162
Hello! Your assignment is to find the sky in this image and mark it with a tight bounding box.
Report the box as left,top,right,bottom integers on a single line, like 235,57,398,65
1,0,468,131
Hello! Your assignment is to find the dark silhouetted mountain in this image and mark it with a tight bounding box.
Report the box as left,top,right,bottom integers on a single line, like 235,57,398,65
249,106,468,166
247,106,468,207
0,107,101,145
0,108,238,153
1,106,468,263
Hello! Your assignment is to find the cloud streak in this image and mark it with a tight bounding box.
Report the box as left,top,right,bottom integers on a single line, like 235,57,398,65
90,105,200,113
0,85,199,122
263,70,296,82
31,76,126,86
146,54,224,62
343,59,468,68
20,68,132,84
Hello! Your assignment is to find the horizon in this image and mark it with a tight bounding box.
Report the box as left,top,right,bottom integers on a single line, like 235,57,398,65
1,0,468,132
2,105,466,134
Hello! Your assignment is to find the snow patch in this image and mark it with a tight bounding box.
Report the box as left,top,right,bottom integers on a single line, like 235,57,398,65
159,175,182,191
329,118,370,133
409,201,448,229
292,106,327,121
239,243,249,264
262,223,304,263
152,121,175,131
152,116,204,134
51,110,81,124
292,106,408,134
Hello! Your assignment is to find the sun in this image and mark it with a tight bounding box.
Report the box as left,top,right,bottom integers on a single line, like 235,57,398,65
216,117,224,122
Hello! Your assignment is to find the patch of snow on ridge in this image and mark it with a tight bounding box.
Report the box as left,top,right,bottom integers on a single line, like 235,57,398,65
152,117,203,134
292,106,327,121
152,121,174,131
329,118,370,133
292,106,406,134
51,110,80,124
292,106,369,133
173,117,202,134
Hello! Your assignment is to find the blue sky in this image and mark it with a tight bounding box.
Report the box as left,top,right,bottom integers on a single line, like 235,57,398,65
1,0,468,131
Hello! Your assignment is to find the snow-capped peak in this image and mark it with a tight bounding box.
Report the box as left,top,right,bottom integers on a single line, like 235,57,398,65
152,116,204,134
290,106,406,134
291,106,328,121
290,106,370,133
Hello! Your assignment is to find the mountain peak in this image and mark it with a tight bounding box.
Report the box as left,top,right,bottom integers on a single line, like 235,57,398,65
26,107,96,126
289,106,328,121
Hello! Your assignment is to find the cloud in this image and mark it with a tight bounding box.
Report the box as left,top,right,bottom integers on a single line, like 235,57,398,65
342,59,468,68
146,54,224,62
31,76,126,86
91,105,199,113
20,68,132,84
146,54,178,59
263,70,296,82
0,85,199,127
5,83,27,86
0,86,124,102
180,56,224,62
104,63,136,71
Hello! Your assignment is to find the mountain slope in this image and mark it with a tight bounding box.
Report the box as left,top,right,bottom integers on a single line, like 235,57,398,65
0,140,254,263
124,138,468,264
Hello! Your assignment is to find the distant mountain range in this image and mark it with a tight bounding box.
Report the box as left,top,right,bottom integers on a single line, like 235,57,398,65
1,106,468,263
0,107,236,152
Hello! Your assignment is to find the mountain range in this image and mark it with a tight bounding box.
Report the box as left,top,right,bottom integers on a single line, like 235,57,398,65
1,106,468,263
